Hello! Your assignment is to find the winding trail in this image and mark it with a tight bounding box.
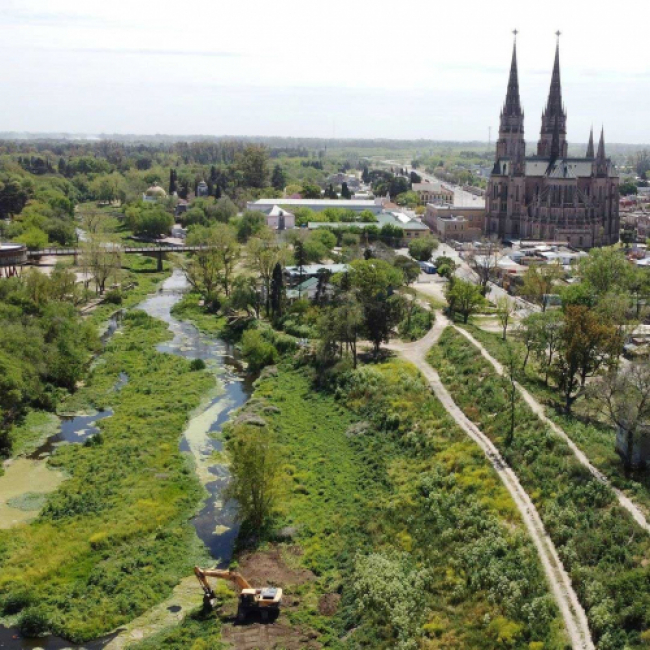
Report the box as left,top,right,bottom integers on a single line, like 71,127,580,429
387,316,595,650
453,324,650,534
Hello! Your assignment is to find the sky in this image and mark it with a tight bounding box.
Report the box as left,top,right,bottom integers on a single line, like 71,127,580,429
1,0,649,143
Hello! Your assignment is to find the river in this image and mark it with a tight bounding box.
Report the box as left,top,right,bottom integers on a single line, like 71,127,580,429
0,270,252,648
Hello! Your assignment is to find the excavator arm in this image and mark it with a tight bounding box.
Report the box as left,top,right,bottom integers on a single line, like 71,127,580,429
194,566,253,593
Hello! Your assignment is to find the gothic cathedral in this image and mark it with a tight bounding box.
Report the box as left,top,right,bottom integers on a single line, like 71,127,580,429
486,36,619,248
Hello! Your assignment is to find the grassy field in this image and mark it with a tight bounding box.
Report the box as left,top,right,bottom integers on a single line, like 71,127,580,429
0,309,215,642
429,327,650,649
135,358,567,649
458,321,650,516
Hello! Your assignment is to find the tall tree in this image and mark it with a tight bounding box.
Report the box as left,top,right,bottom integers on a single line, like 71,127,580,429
445,278,484,323
246,229,288,316
271,164,286,191
225,424,282,533
237,145,269,189
520,262,563,311
467,238,501,295
589,360,650,473
341,182,351,199
270,262,285,321
553,305,622,414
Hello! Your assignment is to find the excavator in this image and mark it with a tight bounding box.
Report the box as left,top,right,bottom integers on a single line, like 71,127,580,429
194,566,283,623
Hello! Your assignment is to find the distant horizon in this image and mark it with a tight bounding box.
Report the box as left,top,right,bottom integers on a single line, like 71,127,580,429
1,131,648,149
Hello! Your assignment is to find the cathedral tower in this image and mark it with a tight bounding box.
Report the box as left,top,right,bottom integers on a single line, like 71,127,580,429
495,34,525,173
537,35,568,158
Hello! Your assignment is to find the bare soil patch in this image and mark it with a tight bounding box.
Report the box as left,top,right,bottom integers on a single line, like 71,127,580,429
221,621,321,650
318,593,340,617
237,547,314,587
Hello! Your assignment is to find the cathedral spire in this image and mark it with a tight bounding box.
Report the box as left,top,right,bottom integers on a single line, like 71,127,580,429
537,32,568,158
545,35,563,118
597,126,606,160
586,126,594,158
503,32,522,116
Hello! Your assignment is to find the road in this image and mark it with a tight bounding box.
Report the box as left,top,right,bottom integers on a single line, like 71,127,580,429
387,317,595,650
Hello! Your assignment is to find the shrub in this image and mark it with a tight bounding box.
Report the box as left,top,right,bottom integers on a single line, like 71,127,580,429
104,289,123,305
19,606,50,637
241,329,278,371
189,358,206,371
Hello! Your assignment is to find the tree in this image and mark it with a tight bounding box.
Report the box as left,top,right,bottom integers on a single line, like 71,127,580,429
619,181,638,196
409,171,421,184
236,145,269,189
246,229,289,316
211,223,240,297
128,205,173,238
361,166,370,183
553,305,622,414
467,239,501,295
496,296,514,341
520,262,562,311
446,278,484,323
169,169,177,195
527,310,563,384
379,224,404,247
301,182,322,199
434,255,457,279
341,182,351,199
589,360,650,473
349,258,404,354
318,293,363,368
271,164,286,191
235,210,266,243
270,262,285,321
408,235,439,262
503,344,520,447
231,275,263,319
225,423,282,533
183,226,226,308
80,231,121,294
16,227,48,250
393,255,421,285
578,247,631,296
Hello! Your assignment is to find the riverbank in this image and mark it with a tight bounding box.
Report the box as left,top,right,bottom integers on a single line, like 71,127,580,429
0,306,215,642
131,356,568,649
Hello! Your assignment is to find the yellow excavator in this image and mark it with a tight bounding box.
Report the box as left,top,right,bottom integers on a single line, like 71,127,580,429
194,566,283,622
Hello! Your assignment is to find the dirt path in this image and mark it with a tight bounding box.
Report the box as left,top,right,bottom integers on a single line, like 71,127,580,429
453,325,650,534
387,316,595,650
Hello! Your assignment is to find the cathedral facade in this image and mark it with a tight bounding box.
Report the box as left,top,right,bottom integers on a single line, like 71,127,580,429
486,38,619,248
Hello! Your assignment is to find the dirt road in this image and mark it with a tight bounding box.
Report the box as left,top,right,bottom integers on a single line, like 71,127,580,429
388,316,595,650
453,325,650,534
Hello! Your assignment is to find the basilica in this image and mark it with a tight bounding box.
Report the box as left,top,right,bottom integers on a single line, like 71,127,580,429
486,37,619,248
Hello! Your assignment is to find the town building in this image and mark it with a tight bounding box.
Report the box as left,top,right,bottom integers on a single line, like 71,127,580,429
486,36,619,249
247,198,385,215
196,180,209,197
308,211,429,243
143,184,167,203
263,205,296,230
412,181,454,205
0,243,27,278
424,205,485,242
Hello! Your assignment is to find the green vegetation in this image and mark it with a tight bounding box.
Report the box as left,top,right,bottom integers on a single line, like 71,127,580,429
0,309,214,642
210,360,565,648
429,328,650,649
407,234,439,262
459,321,650,519
0,270,99,458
